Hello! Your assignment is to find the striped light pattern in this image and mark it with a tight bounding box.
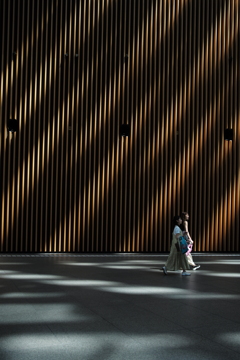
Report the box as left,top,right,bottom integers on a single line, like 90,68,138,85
0,0,240,252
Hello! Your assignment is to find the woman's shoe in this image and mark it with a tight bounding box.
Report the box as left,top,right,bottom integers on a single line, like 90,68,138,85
162,266,167,275
182,272,191,276
193,264,200,270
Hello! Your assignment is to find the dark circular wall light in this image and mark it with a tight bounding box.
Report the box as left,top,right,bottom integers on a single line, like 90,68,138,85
7,119,18,133
224,128,233,141
120,124,130,137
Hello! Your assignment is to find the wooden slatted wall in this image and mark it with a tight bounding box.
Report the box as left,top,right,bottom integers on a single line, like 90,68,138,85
0,0,240,252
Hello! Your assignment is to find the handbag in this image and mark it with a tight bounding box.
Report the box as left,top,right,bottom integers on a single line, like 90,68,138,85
178,236,189,254
185,243,193,256
184,234,193,256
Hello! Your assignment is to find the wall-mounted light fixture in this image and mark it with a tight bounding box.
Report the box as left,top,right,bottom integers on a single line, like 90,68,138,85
124,54,129,63
224,128,233,141
12,52,17,61
120,124,130,137
7,119,18,133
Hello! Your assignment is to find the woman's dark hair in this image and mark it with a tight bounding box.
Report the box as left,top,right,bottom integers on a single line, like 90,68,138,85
181,211,188,221
180,212,189,231
172,215,181,230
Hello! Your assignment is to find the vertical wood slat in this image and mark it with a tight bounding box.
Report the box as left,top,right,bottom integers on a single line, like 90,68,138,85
1,0,240,253
234,0,239,252
5,0,11,252
0,0,6,252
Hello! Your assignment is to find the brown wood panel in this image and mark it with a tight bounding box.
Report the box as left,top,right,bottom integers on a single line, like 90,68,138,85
1,0,240,252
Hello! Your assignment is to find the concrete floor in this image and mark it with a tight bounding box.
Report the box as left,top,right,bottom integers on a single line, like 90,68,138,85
0,253,240,360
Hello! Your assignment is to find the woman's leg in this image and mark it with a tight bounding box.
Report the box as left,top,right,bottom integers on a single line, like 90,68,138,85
182,269,191,276
186,253,195,266
162,266,167,274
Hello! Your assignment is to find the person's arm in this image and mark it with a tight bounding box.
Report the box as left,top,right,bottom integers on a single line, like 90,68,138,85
184,221,193,244
174,226,182,239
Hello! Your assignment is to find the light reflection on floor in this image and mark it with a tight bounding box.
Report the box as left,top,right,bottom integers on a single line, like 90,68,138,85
0,254,240,360
2,333,190,351
218,332,240,346
0,292,64,299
